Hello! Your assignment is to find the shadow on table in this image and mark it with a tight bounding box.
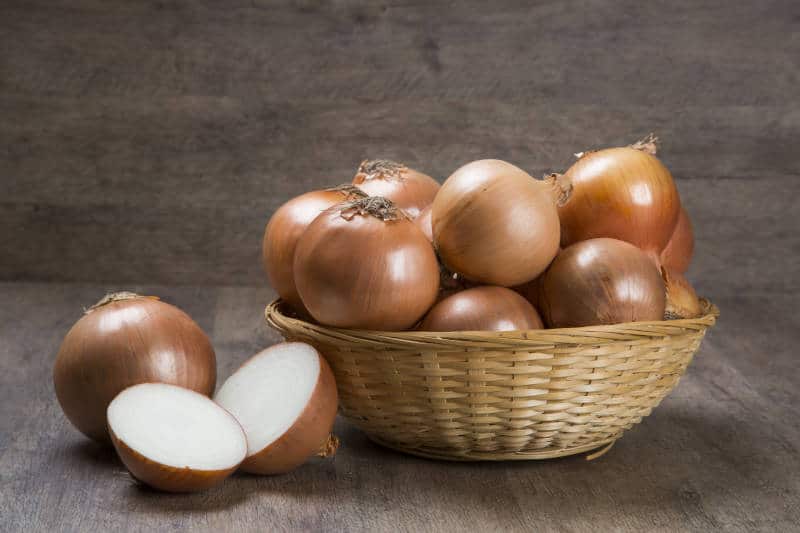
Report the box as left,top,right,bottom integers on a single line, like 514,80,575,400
63,406,780,521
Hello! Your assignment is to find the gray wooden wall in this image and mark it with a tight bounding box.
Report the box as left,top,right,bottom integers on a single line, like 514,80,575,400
2,0,798,297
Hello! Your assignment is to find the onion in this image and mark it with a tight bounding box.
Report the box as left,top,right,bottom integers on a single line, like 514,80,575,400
513,276,543,310
661,207,695,273
432,159,561,287
416,204,434,242
539,239,666,327
663,268,703,319
215,343,338,475
419,286,543,332
53,292,216,442
352,159,440,218
108,383,246,492
293,197,440,330
262,185,367,312
557,142,681,256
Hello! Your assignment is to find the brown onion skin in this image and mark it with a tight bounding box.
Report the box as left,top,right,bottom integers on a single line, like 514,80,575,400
263,187,366,312
293,199,440,330
109,409,243,493
558,147,681,255
663,268,703,319
352,160,440,218
419,286,543,332
416,204,434,242
539,238,666,328
432,159,561,287
53,294,216,442
240,346,339,475
661,207,694,273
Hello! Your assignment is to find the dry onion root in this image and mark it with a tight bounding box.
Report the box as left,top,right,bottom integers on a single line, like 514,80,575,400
539,238,666,328
214,343,338,475
662,268,703,319
432,159,562,287
352,159,440,218
293,196,440,330
53,292,216,442
262,185,367,313
419,286,543,332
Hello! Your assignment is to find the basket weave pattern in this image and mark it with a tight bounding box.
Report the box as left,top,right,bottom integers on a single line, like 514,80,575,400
266,300,718,461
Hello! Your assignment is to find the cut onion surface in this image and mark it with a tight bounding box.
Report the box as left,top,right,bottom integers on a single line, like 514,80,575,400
214,343,339,475
107,383,247,493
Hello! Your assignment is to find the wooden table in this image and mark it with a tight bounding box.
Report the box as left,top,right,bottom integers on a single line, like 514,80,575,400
2,282,797,532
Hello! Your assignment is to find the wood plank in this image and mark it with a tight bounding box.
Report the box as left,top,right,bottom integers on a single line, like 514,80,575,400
0,283,798,532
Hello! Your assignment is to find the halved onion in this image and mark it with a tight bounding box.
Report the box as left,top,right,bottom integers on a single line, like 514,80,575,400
214,343,338,475
352,159,440,218
419,286,543,332
108,383,247,493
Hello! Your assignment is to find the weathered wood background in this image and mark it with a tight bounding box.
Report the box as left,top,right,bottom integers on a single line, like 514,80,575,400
1,1,799,531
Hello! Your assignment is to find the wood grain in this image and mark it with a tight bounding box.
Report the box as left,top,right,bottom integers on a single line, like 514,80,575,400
0,282,798,532
1,0,798,287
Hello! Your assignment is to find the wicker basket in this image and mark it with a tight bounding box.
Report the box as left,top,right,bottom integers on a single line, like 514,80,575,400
266,300,718,461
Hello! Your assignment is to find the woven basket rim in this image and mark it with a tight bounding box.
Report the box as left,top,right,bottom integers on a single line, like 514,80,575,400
265,298,719,346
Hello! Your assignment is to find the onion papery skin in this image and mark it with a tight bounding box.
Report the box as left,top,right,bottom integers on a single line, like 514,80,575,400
539,238,666,328
352,160,440,218
558,147,681,255
416,204,434,242
293,198,440,330
661,207,695,273
432,159,561,287
419,286,543,332
663,268,702,319
53,293,216,442
263,187,366,313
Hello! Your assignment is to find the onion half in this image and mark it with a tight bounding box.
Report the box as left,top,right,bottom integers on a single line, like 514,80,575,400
214,343,338,475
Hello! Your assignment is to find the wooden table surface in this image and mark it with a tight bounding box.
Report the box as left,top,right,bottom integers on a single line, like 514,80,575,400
1,282,798,532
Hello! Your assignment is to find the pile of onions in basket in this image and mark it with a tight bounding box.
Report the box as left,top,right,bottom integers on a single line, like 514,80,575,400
54,292,339,492
262,144,704,332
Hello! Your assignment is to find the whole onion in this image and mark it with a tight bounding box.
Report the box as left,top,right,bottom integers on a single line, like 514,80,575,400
352,159,440,218
663,268,703,319
53,292,216,441
432,159,561,287
539,239,666,327
661,207,695,273
293,197,440,330
557,144,681,256
419,286,543,332
262,185,367,312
